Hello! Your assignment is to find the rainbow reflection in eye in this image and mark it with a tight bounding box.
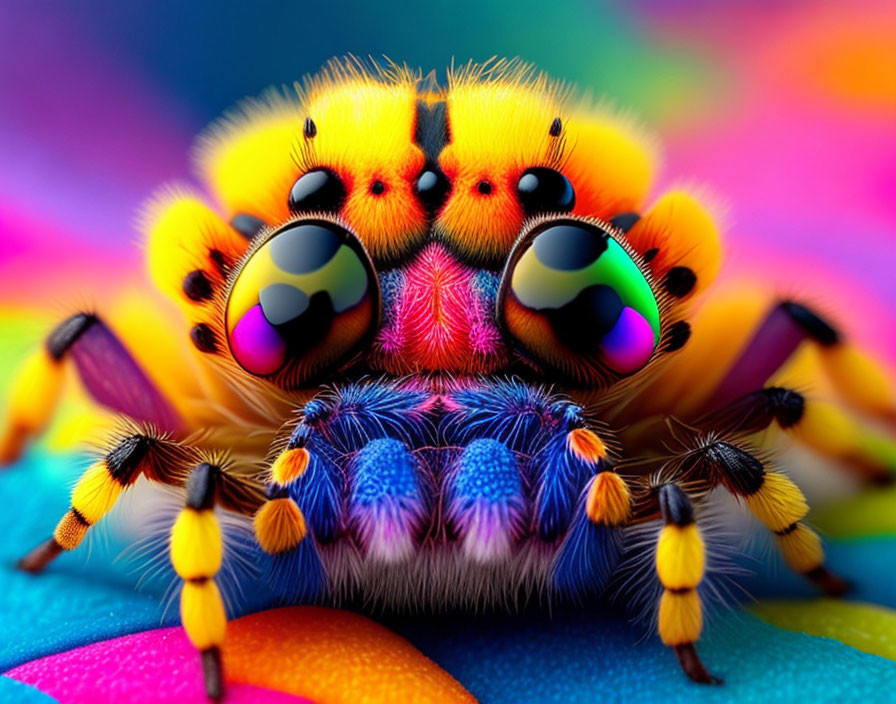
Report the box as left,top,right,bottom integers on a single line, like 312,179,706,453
226,220,379,382
500,219,660,377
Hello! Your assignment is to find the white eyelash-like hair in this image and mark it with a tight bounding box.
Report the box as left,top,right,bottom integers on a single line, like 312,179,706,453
114,480,260,624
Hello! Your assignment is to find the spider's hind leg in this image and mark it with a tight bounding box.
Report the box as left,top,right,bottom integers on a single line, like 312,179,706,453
706,300,896,483
0,313,181,464
679,435,848,597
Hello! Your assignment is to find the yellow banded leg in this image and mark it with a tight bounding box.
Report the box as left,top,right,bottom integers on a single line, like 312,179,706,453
791,399,896,484
654,484,717,684
694,439,849,596
19,433,189,572
171,463,228,701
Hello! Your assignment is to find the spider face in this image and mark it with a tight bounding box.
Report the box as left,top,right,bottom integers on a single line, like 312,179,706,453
12,59,882,701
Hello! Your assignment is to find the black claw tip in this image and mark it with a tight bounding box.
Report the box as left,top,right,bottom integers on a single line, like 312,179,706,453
18,538,63,574
549,117,562,137
805,566,851,597
201,647,225,700
674,643,720,685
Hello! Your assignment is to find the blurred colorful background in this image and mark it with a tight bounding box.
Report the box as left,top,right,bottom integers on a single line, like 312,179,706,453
1,1,895,702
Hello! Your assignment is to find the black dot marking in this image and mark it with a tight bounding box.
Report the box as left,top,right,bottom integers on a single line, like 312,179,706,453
416,167,451,212
269,222,341,274
780,301,840,346
303,117,317,138
230,213,266,239
549,117,562,137
106,434,152,484
658,484,694,526
642,247,659,263
183,270,212,302
704,442,765,495
532,222,608,271
46,313,98,360
370,180,386,195
477,180,493,195
609,212,641,233
664,266,697,297
190,323,217,353
186,463,220,510
664,320,691,351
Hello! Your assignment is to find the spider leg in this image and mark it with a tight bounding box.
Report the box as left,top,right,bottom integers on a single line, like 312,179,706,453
18,429,194,572
700,300,896,482
679,437,848,596
351,437,427,563
701,384,896,483
0,313,181,464
170,463,229,701
652,484,718,684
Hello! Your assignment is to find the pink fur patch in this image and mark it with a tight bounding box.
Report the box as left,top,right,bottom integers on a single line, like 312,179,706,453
373,244,508,374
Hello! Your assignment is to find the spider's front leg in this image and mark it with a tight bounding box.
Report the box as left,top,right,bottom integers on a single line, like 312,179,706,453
651,483,717,684
0,313,182,464
171,461,264,701
18,428,197,572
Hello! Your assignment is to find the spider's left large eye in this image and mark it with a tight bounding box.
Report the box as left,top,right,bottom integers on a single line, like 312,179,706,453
498,218,660,383
226,220,379,386
517,167,575,216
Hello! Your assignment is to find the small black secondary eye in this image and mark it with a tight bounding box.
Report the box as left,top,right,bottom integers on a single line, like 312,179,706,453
415,167,450,213
288,168,346,213
517,167,575,216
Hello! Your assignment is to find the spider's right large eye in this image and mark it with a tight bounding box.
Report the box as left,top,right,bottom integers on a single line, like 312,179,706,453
226,220,379,387
288,168,346,213
498,218,660,385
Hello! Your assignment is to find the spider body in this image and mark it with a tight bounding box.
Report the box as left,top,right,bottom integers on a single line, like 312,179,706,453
4,58,896,700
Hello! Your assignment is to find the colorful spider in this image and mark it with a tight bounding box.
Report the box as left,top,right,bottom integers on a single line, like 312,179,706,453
3,58,895,700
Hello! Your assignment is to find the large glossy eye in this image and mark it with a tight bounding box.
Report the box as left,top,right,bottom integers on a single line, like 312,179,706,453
226,220,379,385
498,219,660,383
517,167,575,216
288,168,346,213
